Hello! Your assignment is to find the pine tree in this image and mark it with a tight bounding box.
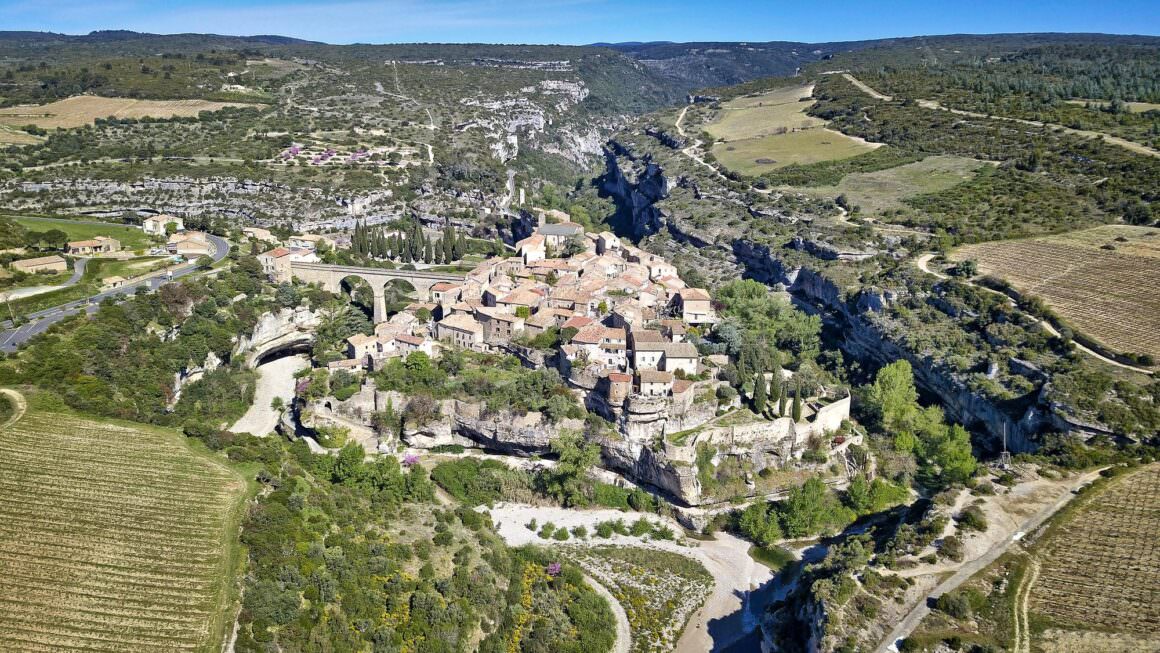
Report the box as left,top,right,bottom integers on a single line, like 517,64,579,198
753,372,767,414
791,381,802,422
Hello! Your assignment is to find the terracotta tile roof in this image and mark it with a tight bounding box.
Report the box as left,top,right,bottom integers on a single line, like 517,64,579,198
561,316,594,330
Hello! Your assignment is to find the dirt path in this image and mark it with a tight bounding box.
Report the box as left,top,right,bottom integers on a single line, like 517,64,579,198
875,469,1103,653
914,252,1152,374
585,573,632,653
916,99,1160,159
836,72,1159,159
842,74,892,101
1014,557,1040,653
230,354,308,435
0,388,27,429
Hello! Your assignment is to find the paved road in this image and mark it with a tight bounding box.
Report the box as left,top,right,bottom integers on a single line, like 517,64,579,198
0,234,229,352
0,257,88,302
874,469,1103,653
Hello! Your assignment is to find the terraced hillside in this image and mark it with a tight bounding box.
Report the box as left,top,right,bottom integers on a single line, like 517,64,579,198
0,390,248,652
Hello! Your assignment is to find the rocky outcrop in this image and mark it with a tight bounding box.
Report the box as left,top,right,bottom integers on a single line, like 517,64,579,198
235,307,320,367
602,143,671,239
3,176,368,225
169,351,223,408
790,236,876,262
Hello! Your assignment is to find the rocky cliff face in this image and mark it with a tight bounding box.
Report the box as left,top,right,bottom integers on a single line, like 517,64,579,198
601,144,671,239
3,176,382,225
235,308,320,366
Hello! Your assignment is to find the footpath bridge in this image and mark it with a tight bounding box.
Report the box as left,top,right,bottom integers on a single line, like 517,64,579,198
289,261,466,322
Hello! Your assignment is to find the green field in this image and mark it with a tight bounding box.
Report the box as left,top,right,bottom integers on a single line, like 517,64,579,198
705,84,878,174
9,216,156,251
0,390,249,652
789,155,989,215
712,129,877,174
706,85,825,141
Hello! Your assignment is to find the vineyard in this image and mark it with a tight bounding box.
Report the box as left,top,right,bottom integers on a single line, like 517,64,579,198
564,546,712,653
954,230,1160,360
0,391,248,652
1030,465,1160,640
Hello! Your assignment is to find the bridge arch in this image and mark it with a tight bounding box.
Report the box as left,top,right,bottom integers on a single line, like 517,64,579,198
288,262,466,322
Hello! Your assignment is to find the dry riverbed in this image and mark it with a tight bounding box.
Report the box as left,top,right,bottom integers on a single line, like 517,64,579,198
486,502,780,652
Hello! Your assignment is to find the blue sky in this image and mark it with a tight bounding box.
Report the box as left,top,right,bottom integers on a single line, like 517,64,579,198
2,0,1158,44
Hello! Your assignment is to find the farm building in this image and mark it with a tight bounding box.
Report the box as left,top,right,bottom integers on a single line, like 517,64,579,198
10,255,67,274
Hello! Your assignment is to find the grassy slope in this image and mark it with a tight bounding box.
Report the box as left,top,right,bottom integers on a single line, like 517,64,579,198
784,155,989,215
9,216,156,250
704,84,875,173
0,389,252,653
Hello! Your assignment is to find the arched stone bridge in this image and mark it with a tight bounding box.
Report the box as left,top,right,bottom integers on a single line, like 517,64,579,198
289,261,466,322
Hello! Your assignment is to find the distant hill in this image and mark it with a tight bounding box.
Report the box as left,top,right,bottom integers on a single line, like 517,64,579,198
602,33,1160,91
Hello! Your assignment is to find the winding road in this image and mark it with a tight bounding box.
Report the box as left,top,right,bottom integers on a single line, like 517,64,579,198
840,73,1160,159
0,233,230,352
915,253,1153,374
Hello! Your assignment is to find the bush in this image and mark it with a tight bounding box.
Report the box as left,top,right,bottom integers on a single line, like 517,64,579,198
958,505,988,532
571,525,588,539
538,522,556,539
935,591,973,619
940,535,965,561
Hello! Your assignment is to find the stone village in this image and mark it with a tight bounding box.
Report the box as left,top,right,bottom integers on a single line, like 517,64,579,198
249,214,854,511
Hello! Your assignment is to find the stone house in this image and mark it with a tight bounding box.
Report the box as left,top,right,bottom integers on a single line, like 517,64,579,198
66,236,120,255
436,313,485,350
638,369,673,396
257,246,320,282
675,288,715,325
395,333,435,357
346,333,379,361
168,231,212,257
143,214,183,236
537,222,585,250
475,307,524,343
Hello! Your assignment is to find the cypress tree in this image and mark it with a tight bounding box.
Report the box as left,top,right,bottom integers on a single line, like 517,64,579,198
792,381,802,422
778,383,787,416
753,372,767,414
769,374,781,412
423,239,434,263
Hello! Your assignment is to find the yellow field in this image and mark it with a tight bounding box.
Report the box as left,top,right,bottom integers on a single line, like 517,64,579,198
1065,99,1160,113
0,392,248,652
0,124,42,146
954,226,1160,359
705,85,877,174
0,96,255,130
